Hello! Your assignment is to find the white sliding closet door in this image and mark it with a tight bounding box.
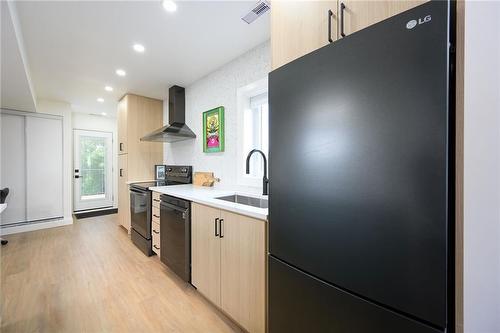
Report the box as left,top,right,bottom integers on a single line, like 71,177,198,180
25,116,63,221
0,113,27,225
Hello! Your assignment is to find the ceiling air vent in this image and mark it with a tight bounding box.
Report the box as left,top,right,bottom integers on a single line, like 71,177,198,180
241,0,270,24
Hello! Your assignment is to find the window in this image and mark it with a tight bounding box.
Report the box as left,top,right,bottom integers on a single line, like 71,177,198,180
237,78,269,187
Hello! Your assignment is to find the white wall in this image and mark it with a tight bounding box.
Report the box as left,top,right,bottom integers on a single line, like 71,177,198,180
0,1,37,112
163,42,270,187
463,2,500,332
72,112,118,208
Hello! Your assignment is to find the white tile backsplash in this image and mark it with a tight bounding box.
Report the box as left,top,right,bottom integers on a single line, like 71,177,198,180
164,41,270,187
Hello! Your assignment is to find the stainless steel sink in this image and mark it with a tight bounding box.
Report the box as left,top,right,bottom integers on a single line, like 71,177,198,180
215,194,268,209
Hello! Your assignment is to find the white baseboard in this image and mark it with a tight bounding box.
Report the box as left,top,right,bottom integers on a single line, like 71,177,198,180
0,217,73,236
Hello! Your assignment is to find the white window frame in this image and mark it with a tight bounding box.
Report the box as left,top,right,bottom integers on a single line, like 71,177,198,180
236,77,269,188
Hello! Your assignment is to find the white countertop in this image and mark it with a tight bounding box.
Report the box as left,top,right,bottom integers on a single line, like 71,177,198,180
0,203,7,214
149,184,268,220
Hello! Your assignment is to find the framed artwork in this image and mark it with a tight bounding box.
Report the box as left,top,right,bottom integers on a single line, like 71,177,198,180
203,106,225,153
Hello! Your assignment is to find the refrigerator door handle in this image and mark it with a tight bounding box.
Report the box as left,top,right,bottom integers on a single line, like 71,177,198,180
328,9,334,43
340,3,346,38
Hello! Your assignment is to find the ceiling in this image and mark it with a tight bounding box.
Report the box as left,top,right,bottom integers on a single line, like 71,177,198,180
12,1,270,115
1,2,37,112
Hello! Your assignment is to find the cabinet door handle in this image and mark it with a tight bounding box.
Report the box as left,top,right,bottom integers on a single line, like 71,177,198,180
153,214,160,218
219,219,224,238
215,218,219,237
119,168,123,177
340,2,346,38
153,229,159,234
153,199,160,202
328,9,334,43
153,245,160,250
120,142,124,151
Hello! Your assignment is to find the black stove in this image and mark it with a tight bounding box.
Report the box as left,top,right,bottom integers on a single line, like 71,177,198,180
130,165,192,190
129,165,192,256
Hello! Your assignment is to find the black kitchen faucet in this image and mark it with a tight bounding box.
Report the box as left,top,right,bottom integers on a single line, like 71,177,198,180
245,149,269,196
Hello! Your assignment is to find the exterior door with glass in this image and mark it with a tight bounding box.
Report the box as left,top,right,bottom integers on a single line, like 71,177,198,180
74,130,113,211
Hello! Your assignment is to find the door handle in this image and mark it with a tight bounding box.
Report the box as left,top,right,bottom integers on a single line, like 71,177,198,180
219,219,224,238
328,9,334,43
74,175,80,179
340,2,346,38
215,218,219,237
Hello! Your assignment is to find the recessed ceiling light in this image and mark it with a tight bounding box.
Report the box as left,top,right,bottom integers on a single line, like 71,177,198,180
101,112,107,116
97,98,104,103
116,69,126,77
133,43,145,53
104,85,113,92
162,0,177,12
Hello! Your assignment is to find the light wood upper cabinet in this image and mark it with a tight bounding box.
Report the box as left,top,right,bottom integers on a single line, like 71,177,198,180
118,154,130,231
117,97,128,154
125,95,163,181
220,210,266,333
339,0,429,36
271,1,338,70
270,0,430,69
191,203,267,333
191,203,222,307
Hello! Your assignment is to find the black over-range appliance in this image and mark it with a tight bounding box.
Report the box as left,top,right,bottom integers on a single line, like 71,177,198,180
160,194,191,282
268,2,455,332
129,166,192,256
141,85,196,142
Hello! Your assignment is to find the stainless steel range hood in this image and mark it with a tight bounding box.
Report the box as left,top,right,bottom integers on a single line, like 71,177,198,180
141,85,196,142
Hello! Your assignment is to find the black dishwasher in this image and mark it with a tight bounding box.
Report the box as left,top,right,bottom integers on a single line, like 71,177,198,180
160,194,191,282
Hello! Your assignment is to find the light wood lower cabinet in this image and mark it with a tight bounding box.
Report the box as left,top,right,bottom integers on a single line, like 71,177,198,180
192,204,222,307
117,154,130,231
152,192,161,256
220,209,266,333
191,203,267,333
152,221,161,256
152,191,161,209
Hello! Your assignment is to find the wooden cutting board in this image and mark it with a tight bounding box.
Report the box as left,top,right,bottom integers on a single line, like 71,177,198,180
193,172,217,187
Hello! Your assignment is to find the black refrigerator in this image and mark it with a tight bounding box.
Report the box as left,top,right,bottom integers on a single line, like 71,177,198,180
268,1,455,332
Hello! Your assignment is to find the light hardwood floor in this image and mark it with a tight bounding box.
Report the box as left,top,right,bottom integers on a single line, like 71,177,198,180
0,214,243,333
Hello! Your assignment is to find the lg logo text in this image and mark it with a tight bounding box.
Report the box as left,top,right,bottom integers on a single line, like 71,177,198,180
406,15,432,29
